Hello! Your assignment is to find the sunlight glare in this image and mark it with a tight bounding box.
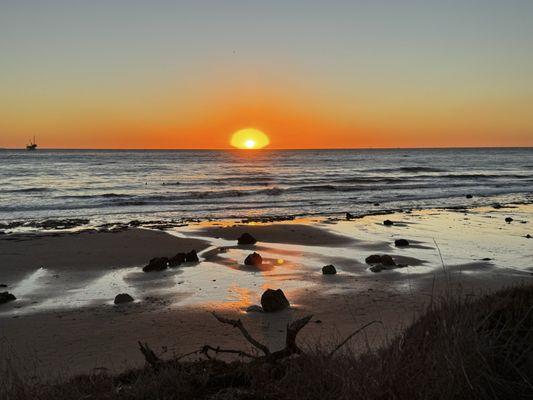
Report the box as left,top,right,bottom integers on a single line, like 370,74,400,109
230,128,270,149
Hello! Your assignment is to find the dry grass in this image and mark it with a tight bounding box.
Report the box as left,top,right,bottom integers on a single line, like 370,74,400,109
2,285,533,400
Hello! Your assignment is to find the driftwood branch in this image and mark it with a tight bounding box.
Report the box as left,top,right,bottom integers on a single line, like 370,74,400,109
329,320,382,357
200,345,258,360
212,312,271,356
210,312,313,362
269,314,313,361
138,341,161,369
138,313,314,366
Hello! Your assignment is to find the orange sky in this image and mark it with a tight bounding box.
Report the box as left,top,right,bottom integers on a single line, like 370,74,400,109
1,2,532,149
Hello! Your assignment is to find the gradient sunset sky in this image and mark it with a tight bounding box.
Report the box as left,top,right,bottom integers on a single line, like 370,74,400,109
1,1,532,149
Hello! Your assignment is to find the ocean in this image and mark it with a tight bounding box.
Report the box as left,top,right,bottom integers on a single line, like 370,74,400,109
1,148,532,227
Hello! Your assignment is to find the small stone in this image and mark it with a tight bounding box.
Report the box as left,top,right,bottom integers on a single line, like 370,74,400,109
505,217,513,223
261,289,290,312
114,293,134,304
526,234,531,239
185,250,199,263
0,292,16,304
142,257,169,272
346,212,355,220
370,265,383,273
482,257,492,261
383,219,394,226
237,233,257,245
169,252,186,267
394,239,410,247
322,264,337,275
466,194,473,199
244,252,262,266
380,255,395,266
365,254,382,264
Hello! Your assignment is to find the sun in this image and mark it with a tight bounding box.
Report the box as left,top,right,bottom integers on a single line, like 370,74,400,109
230,128,270,149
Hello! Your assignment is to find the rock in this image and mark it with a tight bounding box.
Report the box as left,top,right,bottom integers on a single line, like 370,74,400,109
365,254,382,264
245,305,263,313
114,293,134,304
505,217,513,223
383,219,394,226
394,239,410,247
185,250,199,263
482,257,492,261
526,234,531,239
0,284,7,288
380,254,395,266
493,203,502,209
244,252,262,266
261,289,290,312
169,252,186,267
373,203,380,206
237,233,257,245
322,264,337,275
346,212,355,220
142,257,169,272
466,194,473,199
0,292,16,304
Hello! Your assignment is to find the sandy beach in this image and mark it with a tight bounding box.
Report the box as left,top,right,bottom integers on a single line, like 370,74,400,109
1,204,532,379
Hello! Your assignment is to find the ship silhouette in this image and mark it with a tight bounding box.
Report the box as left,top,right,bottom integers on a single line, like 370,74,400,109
26,136,37,150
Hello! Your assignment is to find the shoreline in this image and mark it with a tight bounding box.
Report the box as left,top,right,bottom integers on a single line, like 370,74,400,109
1,194,531,234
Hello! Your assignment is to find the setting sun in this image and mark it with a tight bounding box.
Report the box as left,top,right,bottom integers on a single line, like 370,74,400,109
230,128,270,149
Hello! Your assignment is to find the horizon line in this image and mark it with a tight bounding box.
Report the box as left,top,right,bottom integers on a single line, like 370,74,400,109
1,145,533,151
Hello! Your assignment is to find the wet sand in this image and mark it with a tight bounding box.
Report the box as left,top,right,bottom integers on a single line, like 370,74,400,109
1,205,532,379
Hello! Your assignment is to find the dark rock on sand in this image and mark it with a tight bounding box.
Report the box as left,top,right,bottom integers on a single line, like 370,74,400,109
366,254,402,272
346,212,355,220
237,233,257,245
114,293,134,304
395,239,410,247
505,217,513,223
482,257,492,261
0,292,16,304
322,264,337,275
244,252,263,266
383,219,394,226
143,257,169,272
493,203,503,209
380,254,395,266
526,234,531,239
261,289,290,312
169,252,186,267
365,254,383,264
466,194,473,199
0,284,7,288
185,250,199,263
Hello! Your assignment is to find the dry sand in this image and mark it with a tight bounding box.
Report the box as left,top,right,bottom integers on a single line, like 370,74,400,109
1,206,532,380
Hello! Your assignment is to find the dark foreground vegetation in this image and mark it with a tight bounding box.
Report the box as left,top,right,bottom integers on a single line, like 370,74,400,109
3,285,533,400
